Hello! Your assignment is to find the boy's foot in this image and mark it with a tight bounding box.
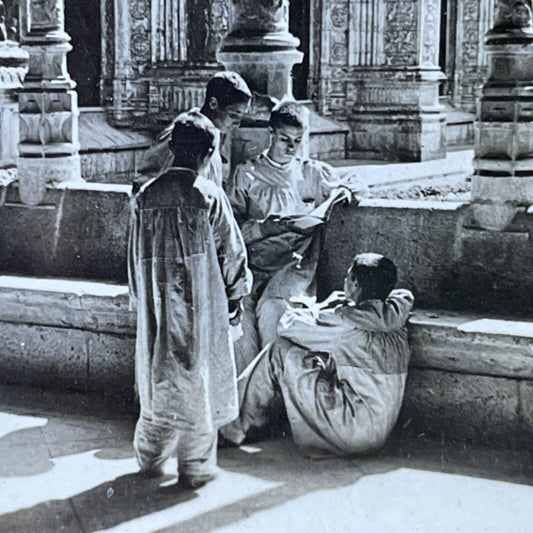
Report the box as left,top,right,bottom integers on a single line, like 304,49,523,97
178,472,216,489
139,464,165,479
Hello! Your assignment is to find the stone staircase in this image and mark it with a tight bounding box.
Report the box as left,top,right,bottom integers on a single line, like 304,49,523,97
0,275,531,448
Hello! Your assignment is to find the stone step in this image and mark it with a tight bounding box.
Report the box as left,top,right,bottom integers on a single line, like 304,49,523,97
329,146,474,190
79,108,151,184
308,109,349,160
0,276,531,447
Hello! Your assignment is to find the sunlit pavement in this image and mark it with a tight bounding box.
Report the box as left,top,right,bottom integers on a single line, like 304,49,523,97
0,384,531,533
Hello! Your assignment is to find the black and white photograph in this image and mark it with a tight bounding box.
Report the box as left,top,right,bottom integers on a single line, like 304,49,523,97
0,0,531,531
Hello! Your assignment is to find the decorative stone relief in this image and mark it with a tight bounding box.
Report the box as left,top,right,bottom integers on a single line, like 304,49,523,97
421,0,440,66
231,0,289,35
493,0,533,32
17,0,81,205
383,0,418,66
472,0,533,230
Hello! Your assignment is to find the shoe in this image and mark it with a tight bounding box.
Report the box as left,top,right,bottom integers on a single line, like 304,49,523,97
178,472,216,489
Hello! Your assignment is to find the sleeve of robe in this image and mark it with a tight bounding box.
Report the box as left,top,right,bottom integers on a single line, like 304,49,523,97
227,163,267,244
209,187,253,303
338,289,414,331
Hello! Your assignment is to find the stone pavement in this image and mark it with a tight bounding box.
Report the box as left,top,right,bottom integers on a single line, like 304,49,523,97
0,384,532,533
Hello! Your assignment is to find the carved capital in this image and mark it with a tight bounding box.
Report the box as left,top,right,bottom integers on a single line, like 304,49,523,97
231,0,289,35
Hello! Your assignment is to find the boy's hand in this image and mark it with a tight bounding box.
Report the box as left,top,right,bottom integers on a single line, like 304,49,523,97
318,290,348,309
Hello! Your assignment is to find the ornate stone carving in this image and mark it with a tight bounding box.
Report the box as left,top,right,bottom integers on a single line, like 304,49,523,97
231,0,289,36
493,0,533,33
17,0,81,205
0,1,7,40
472,0,533,230
383,0,418,66
421,0,440,66
29,0,62,29
0,0,28,168
218,0,302,100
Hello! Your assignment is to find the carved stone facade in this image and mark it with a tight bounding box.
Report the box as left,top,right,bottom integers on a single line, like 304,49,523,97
217,0,302,102
444,0,496,112
101,0,233,129
0,0,27,171
309,0,446,161
471,0,533,231
17,0,81,205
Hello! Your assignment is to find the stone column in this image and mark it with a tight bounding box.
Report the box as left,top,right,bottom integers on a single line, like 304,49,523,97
17,0,81,206
0,0,28,177
217,0,303,102
471,0,533,231
314,0,446,162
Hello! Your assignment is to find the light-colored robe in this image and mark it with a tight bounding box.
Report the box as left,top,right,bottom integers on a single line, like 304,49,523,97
128,168,252,435
227,152,349,372
222,289,414,456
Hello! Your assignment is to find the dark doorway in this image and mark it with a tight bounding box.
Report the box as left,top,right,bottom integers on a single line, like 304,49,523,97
65,0,101,107
289,0,310,100
440,0,456,98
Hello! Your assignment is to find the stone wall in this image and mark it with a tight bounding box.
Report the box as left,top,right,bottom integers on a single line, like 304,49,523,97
1,184,532,316
0,183,130,282
322,200,533,316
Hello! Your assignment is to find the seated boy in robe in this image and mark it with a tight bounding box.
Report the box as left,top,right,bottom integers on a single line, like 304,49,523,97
227,101,363,374
221,253,414,457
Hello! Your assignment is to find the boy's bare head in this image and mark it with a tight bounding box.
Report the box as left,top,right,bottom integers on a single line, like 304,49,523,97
169,110,219,171
344,253,397,303
203,71,252,133
267,101,307,164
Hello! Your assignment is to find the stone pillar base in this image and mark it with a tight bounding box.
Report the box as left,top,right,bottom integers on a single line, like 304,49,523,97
471,37,533,231
346,69,446,162
217,49,303,102
17,155,82,206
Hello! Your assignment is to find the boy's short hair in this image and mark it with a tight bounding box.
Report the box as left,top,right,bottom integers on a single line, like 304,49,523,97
269,101,307,130
205,71,253,109
350,253,397,301
170,110,219,169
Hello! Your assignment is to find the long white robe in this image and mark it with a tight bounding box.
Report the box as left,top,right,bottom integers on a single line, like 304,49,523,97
128,168,251,437
227,153,348,373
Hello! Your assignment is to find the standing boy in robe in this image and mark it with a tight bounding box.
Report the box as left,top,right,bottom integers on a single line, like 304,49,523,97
128,110,252,488
221,253,414,457
138,71,253,190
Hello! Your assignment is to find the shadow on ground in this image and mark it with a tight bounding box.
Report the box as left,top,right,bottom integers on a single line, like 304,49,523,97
0,384,531,533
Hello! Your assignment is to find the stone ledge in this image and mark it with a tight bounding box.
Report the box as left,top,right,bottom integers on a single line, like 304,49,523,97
0,276,135,335
0,276,531,447
408,309,533,380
